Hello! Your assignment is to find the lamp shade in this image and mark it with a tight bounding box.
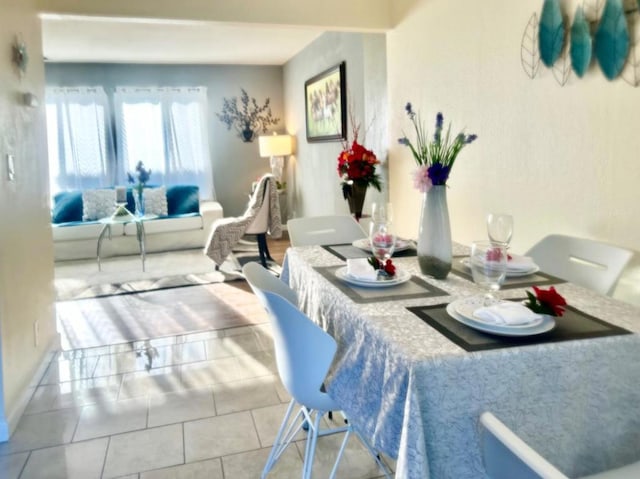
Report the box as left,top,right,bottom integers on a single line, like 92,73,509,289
259,134,293,157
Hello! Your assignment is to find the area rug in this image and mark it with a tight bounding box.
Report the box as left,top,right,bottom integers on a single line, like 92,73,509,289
54,242,280,301
56,282,269,350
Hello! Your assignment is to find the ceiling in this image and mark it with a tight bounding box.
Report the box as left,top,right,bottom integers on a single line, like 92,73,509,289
40,14,325,65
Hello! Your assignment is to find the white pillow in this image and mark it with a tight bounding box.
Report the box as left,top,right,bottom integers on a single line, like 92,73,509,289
143,186,168,216
82,189,116,221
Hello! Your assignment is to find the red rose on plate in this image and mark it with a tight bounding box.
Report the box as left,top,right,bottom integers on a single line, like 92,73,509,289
383,259,396,276
530,286,567,317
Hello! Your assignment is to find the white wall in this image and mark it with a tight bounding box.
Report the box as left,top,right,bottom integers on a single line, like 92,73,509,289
283,32,388,220
387,0,640,302
0,0,58,438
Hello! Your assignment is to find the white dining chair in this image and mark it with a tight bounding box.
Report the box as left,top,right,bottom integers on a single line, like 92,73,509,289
525,234,632,296
242,262,297,306
480,412,640,479
244,283,391,478
205,173,281,269
287,215,367,247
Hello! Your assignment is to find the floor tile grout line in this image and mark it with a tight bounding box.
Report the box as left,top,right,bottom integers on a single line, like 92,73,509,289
99,435,111,479
15,450,31,479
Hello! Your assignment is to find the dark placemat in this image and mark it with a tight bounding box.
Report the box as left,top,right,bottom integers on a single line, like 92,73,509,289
450,255,565,289
322,243,417,262
315,265,448,304
407,302,631,352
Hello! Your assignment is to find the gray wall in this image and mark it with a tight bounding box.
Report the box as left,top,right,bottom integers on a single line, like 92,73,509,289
282,32,387,220
45,63,284,216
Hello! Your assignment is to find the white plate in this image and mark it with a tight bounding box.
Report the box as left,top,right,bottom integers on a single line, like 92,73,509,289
459,258,540,277
446,300,555,337
352,238,412,253
335,266,412,288
452,297,544,329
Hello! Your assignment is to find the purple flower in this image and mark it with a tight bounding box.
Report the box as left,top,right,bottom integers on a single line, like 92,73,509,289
465,134,478,144
404,102,415,120
427,163,451,185
129,161,152,185
398,137,410,145
434,112,444,142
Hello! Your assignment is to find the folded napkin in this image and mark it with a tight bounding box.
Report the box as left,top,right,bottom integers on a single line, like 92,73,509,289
506,254,537,272
473,302,542,325
346,258,378,281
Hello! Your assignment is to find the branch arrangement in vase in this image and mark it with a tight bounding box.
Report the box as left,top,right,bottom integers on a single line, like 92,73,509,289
216,89,280,142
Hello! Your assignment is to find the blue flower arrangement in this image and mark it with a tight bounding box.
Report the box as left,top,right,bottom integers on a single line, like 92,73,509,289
398,103,477,192
127,161,152,195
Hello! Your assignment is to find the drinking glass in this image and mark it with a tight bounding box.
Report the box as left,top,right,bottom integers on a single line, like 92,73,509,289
370,221,396,264
487,213,514,247
470,240,507,305
371,202,394,224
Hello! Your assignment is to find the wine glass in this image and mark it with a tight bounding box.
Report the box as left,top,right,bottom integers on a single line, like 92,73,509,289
371,202,394,223
487,213,513,247
370,221,396,266
470,240,507,305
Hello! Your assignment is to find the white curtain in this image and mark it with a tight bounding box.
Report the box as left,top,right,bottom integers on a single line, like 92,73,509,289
113,86,215,199
45,86,116,194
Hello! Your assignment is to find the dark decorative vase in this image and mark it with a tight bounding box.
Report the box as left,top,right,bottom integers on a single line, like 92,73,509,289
417,185,452,279
241,127,254,142
347,182,368,221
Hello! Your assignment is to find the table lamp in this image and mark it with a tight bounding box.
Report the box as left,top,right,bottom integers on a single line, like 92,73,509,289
258,133,293,184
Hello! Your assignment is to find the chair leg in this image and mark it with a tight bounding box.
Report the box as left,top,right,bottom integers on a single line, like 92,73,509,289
262,399,305,478
256,233,268,268
302,410,324,479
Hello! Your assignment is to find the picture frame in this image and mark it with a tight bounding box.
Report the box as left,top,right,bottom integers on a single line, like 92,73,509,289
304,62,346,142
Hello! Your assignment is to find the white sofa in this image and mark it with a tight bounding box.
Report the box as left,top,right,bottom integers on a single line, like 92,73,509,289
51,186,223,261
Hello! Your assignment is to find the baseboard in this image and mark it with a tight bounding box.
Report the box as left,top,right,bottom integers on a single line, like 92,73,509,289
0,336,59,442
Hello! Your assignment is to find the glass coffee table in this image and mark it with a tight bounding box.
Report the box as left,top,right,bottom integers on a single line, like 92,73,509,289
96,214,158,272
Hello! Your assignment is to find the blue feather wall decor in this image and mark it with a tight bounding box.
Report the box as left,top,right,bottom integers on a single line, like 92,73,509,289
570,6,593,77
539,0,565,67
594,0,630,80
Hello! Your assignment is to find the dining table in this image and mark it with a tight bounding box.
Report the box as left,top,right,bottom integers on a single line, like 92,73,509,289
281,242,640,479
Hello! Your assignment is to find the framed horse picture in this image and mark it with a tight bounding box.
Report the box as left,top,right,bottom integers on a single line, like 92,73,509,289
304,62,346,142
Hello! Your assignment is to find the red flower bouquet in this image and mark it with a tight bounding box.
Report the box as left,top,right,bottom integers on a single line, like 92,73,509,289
337,141,382,198
524,286,567,317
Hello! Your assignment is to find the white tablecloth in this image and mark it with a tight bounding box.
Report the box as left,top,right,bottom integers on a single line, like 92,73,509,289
282,245,640,479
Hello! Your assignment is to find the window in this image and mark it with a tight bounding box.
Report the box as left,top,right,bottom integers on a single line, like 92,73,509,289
45,87,115,194
45,85,215,200
114,87,214,199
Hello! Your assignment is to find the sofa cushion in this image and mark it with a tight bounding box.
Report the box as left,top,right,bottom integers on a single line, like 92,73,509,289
143,186,168,216
52,191,83,224
166,185,200,215
82,189,116,221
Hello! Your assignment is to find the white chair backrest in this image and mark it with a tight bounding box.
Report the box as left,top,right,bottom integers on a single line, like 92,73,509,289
480,412,569,479
245,175,272,235
526,234,632,296
287,215,367,246
242,262,298,306
259,290,337,410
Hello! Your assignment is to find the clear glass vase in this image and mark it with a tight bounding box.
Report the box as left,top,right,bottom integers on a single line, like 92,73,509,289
417,185,452,279
134,191,145,217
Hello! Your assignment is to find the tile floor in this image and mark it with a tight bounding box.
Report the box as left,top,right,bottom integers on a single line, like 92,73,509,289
0,299,392,478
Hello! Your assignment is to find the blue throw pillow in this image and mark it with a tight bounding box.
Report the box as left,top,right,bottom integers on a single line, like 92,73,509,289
166,185,200,215
51,191,83,224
